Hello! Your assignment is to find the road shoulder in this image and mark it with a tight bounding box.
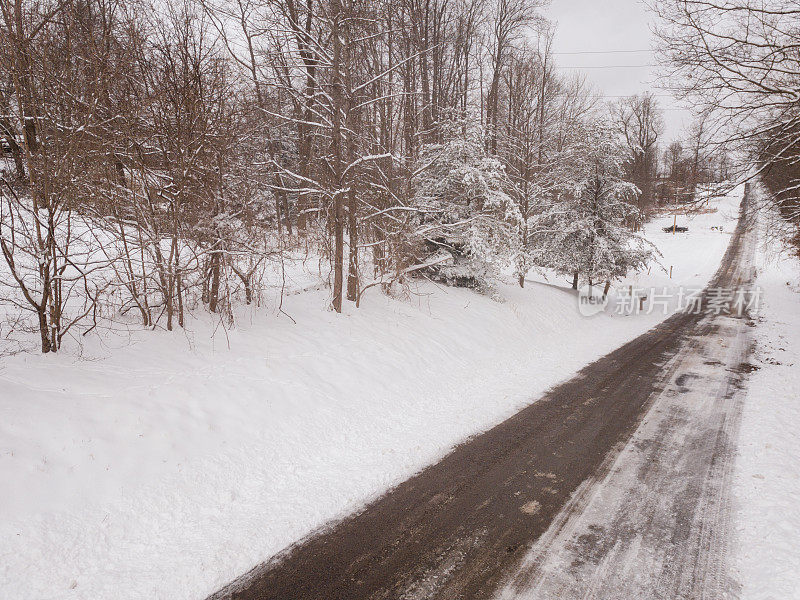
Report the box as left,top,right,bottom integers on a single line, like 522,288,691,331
733,232,800,600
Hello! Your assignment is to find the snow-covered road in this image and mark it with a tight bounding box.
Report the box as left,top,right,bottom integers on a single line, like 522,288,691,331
497,211,756,599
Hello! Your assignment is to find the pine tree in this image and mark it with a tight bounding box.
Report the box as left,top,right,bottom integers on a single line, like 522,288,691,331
530,120,659,289
412,116,522,288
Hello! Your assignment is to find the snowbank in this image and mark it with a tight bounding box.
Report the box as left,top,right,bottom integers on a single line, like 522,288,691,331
733,228,800,600
0,191,740,600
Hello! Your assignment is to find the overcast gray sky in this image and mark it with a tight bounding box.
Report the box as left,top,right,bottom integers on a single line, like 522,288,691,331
545,0,691,143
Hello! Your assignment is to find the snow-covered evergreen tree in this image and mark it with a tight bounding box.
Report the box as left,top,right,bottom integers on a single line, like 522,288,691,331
411,116,522,288
529,120,659,288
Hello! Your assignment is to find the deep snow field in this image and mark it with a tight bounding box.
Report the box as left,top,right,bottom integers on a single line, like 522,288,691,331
733,220,800,600
1,190,742,599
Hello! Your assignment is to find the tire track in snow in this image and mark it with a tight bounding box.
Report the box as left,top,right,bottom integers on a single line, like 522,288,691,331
496,196,757,600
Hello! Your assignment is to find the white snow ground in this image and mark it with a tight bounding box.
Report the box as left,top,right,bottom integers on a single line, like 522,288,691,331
0,191,740,600
733,224,800,600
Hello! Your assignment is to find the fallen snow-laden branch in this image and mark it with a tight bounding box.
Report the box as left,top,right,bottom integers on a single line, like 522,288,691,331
355,254,451,307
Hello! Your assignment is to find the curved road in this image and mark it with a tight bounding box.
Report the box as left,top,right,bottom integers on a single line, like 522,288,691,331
210,189,756,600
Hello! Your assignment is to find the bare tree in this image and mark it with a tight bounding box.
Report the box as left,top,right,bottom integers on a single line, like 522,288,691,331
613,92,663,224
653,0,800,191
484,0,543,153
0,0,123,351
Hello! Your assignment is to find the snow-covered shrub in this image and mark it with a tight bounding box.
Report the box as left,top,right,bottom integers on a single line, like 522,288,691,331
530,120,660,286
411,117,522,289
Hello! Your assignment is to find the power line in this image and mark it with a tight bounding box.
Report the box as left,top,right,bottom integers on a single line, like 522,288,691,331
557,64,655,69
597,93,674,98
552,49,653,55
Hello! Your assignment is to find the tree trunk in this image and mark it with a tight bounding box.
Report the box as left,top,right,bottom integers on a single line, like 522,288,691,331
487,65,501,153
330,0,345,313
0,125,25,179
208,250,221,313
333,196,344,312
292,0,318,234
281,189,292,235
37,307,51,353
572,271,579,290
176,256,184,328
165,273,174,331
274,188,284,236
345,58,360,303
347,185,358,301
518,215,528,288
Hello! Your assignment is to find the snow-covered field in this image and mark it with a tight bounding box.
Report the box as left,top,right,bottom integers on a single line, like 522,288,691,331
734,226,800,600
0,191,740,600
